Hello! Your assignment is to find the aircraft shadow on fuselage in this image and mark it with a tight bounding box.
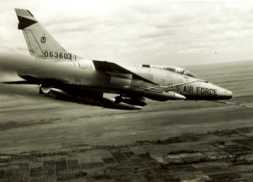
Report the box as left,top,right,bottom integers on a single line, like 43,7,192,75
0,84,141,110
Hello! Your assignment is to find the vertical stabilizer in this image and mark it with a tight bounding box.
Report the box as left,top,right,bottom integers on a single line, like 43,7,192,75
15,8,77,61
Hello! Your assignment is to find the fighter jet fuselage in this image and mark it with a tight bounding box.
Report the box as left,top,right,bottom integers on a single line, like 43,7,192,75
0,9,232,109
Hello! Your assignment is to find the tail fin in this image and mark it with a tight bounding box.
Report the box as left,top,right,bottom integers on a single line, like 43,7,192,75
15,9,78,61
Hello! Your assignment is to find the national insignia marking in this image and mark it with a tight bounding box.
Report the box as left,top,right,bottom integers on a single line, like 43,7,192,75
40,36,46,43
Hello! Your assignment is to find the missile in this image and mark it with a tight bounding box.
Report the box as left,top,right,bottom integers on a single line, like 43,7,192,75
162,91,186,100
144,91,186,101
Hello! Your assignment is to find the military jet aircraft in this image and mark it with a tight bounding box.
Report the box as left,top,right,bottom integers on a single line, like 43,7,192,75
0,9,232,109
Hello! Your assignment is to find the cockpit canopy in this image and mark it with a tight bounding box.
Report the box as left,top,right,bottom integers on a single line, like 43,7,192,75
142,64,196,77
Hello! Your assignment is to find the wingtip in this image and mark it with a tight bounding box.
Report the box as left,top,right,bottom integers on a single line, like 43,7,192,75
15,8,34,17
14,8,37,30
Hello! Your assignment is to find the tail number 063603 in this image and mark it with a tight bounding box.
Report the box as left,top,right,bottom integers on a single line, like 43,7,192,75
43,51,75,60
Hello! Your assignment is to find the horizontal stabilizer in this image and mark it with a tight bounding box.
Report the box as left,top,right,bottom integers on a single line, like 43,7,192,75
1,80,38,84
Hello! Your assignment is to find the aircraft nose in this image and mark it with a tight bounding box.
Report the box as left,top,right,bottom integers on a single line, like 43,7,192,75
217,88,233,99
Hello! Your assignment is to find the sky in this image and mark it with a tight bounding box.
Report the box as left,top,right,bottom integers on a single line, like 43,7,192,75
0,0,253,66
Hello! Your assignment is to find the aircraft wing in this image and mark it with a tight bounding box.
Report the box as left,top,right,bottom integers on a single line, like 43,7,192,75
93,60,157,85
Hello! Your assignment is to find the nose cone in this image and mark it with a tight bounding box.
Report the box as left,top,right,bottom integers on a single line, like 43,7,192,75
216,88,233,99
193,81,233,100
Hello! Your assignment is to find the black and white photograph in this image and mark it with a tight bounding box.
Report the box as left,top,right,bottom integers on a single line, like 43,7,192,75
0,0,252,181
